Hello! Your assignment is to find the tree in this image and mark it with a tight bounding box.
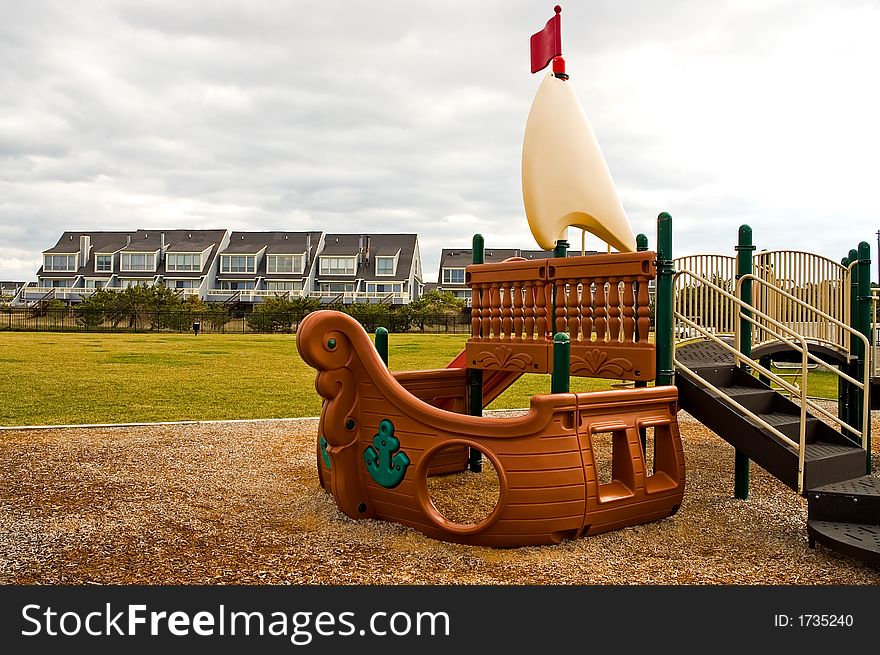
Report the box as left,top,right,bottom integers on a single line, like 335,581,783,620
342,302,392,333
407,291,466,332
247,296,320,333
75,284,188,329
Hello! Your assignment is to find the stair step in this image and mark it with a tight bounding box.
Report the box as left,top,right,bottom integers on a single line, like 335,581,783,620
754,412,818,441
723,385,774,398
807,521,880,565
810,475,880,496
808,475,880,524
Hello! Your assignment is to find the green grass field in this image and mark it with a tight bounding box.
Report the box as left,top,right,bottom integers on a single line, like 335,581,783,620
0,331,840,426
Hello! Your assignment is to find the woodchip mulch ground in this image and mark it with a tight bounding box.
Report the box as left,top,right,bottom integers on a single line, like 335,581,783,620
1,410,879,585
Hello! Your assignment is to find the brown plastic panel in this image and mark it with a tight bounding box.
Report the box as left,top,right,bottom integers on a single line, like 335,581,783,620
298,310,685,547
464,251,657,382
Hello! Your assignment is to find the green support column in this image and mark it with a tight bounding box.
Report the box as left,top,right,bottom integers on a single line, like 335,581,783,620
551,332,570,393
839,255,851,428
636,233,649,452
655,213,674,387
856,242,873,473
734,224,756,500
635,233,649,370
552,239,569,323
375,327,388,366
554,240,569,259
468,234,485,472
847,248,860,435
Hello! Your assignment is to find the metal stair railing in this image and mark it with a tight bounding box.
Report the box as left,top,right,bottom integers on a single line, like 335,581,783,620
738,273,870,448
674,270,867,493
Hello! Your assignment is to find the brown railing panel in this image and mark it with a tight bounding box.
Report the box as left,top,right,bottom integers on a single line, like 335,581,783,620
464,251,656,381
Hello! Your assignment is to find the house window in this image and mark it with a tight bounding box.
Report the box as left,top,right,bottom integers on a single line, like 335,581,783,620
171,279,198,289
166,253,201,272
319,257,356,275
376,256,395,276
84,279,106,289
220,281,255,291
121,253,156,272
43,254,77,272
121,279,150,288
442,268,465,284
95,254,112,272
367,283,402,293
220,255,256,273
320,283,354,293
267,281,302,291
267,254,304,274
44,279,72,288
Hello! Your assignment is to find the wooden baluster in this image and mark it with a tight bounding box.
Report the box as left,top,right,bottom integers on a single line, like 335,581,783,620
567,280,580,342
580,280,594,342
501,284,513,340
636,275,650,344
512,282,524,340
490,283,502,339
523,281,535,340
622,277,635,344
608,277,621,342
594,280,607,342
555,279,566,334
471,283,482,339
535,283,547,340
481,283,491,339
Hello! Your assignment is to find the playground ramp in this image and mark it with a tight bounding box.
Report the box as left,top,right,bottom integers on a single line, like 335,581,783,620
675,339,880,564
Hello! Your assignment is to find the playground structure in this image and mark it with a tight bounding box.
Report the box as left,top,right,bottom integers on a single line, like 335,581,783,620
298,242,685,547
296,7,879,563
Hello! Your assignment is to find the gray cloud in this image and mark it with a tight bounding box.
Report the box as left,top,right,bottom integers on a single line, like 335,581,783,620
1,0,878,282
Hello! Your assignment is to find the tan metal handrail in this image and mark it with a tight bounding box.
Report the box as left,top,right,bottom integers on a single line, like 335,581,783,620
674,270,865,493
738,273,870,450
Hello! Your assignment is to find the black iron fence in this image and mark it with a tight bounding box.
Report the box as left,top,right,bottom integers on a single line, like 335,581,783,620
0,307,473,335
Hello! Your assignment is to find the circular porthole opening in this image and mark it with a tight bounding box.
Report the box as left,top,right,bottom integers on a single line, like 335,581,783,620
426,446,500,526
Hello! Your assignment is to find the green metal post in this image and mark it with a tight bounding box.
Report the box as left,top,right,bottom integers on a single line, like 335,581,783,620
375,327,388,366
635,233,649,362
839,255,851,428
554,239,569,259
734,224,756,500
551,332,570,393
635,233,649,451
857,242,873,473
552,239,569,324
655,213,674,387
468,234,485,472
847,248,860,434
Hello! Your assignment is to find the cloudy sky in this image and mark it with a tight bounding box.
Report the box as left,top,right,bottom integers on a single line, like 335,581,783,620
2,0,879,282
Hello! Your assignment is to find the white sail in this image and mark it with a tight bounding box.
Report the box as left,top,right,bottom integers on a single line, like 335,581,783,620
522,72,635,253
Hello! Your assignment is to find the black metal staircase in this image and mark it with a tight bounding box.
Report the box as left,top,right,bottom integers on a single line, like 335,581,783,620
675,340,877,563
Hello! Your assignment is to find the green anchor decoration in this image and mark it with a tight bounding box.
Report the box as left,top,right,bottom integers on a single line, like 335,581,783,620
363,419,410,488
319,435,331,468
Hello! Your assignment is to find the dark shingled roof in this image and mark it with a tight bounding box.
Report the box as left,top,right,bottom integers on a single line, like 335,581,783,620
39,229,228,279
317,234,419,283
215,231,322,281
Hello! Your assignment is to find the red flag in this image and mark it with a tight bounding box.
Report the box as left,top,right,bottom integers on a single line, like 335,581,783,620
530,6,562,74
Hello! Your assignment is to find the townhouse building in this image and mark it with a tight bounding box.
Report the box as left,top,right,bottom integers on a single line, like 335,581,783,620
207,231,323,304
315,234,423,305
0,281,26,299
21,229,229,304
436,247,559,302
17,229,423,307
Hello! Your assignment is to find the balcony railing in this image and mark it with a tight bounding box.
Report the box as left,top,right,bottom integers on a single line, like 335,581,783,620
19,286,413,304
